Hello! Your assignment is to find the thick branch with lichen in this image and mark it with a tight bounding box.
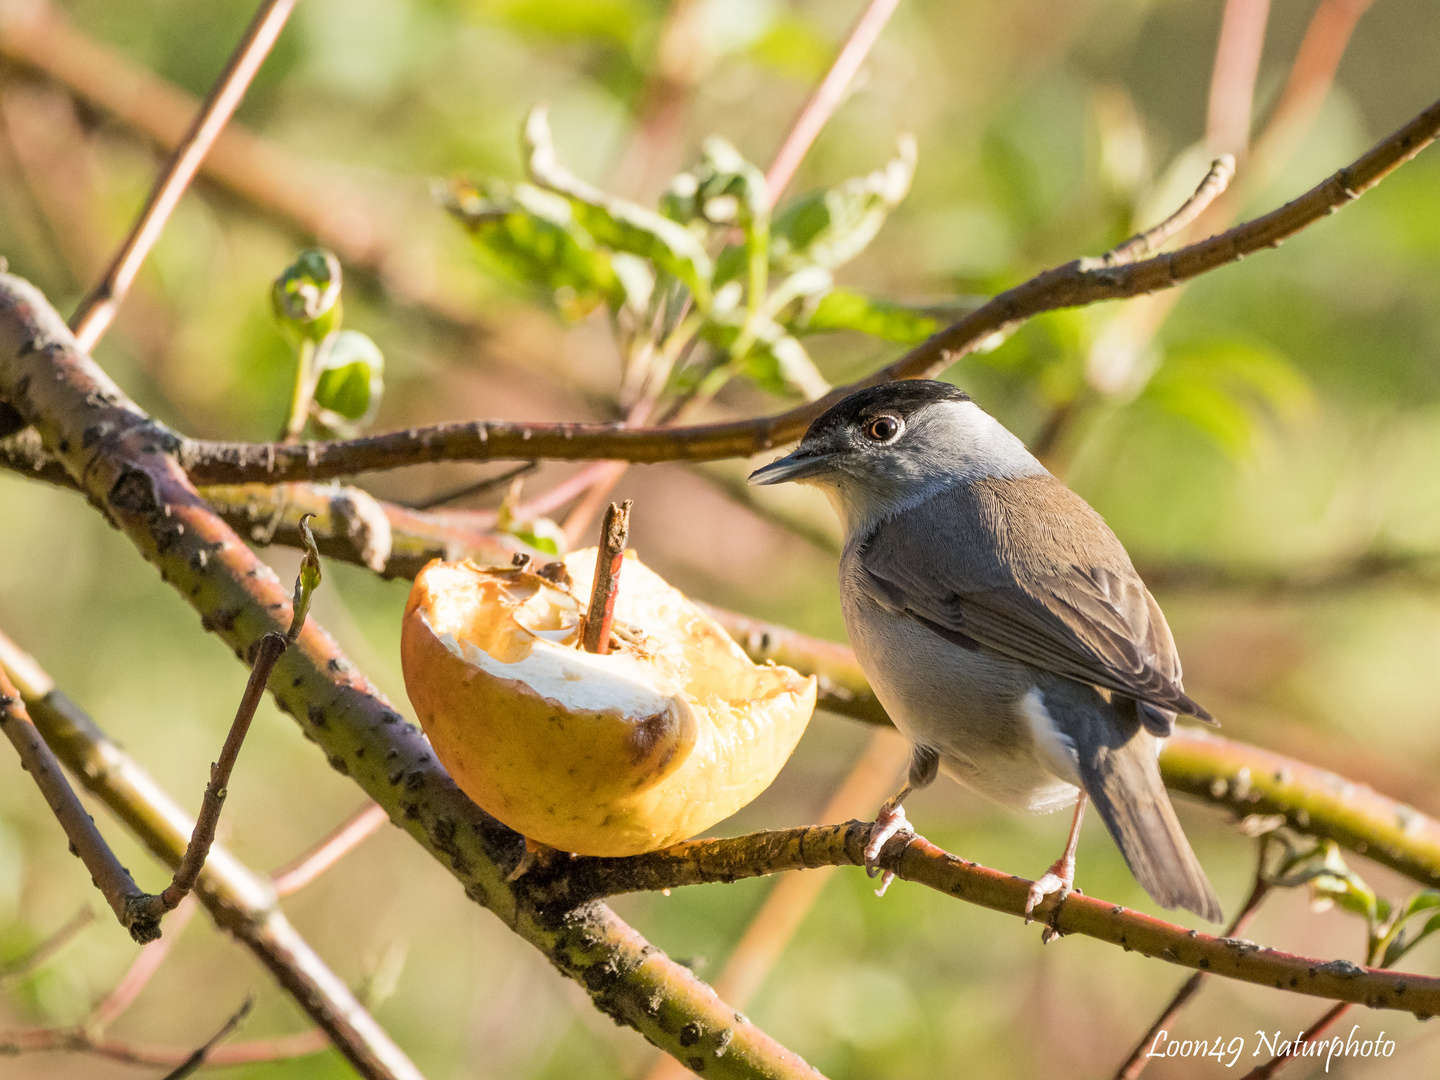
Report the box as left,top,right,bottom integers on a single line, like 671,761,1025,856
0,273,821,1080
147,93,1440,485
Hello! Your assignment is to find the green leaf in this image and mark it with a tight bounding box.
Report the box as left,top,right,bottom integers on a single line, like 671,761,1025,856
770,136,916,272
312,330,384,424
1381,891,1440,966
446,179,632,318
513,519,565,556
272,249,342,346
524,105,712,305
797,288,940,344
700,318,829,400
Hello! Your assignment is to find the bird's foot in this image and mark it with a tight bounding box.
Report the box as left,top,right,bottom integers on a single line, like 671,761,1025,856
865,801,916,897
1024,853,1080,943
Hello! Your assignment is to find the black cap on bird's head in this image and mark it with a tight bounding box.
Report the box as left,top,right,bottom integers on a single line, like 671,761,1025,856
747,380,977,487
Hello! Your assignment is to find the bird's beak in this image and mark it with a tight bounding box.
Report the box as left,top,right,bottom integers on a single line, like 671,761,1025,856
747,449,836,486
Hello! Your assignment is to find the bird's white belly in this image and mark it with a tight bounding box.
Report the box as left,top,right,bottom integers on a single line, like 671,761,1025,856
840,584,1078,814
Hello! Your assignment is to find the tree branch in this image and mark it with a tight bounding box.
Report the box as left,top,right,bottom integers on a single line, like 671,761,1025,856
1099,155,1236,265
67,0,300,350
270,801,389,898
161,93,1440,484
1113,843,1274,1080
0,630,423,1080
764,0,904,200
521,825,1440,1017
0,661,157,942
0,2,486,329
0,272,823,1080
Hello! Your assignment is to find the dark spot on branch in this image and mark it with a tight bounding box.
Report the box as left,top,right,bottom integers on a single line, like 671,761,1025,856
108,468,158,515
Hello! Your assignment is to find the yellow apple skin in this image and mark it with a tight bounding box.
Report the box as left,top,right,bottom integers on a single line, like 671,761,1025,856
400,553,816,856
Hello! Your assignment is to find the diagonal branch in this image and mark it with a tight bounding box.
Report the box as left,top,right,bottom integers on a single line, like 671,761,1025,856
764,0,905,200
0,661,157,942
66,0,300,350
0,272,823,1080
166,93,1440,483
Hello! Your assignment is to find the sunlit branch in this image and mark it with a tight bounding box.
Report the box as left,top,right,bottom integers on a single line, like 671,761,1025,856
271,802,390,898
67,0,299,350
523,827,1440,1017
764,0,905,200
165,94,1440,484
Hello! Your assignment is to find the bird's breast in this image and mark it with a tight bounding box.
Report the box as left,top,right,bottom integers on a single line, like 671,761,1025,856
838,558,1078,813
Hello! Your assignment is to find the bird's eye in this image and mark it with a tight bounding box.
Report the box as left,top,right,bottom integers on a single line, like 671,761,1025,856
864,415,902,442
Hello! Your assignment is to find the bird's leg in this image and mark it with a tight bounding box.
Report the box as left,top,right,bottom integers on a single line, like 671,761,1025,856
1025,791,1088,935
865,746,939,897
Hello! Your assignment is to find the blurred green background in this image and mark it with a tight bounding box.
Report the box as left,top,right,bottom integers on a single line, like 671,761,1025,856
2,0,1440,1077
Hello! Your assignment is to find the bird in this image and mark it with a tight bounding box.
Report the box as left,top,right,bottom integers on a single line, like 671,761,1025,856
748,379,1223,925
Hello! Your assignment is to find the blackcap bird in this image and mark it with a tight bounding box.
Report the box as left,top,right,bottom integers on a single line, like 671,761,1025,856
749,380,1223,923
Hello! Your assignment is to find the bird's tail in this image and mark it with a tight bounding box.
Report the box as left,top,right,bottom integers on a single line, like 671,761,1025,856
1076,700,1223,922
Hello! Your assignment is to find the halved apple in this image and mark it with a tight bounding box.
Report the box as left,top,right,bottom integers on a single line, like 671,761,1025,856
400,550,816,856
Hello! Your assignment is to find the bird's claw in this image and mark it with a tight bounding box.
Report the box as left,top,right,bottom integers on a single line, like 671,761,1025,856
865,802,915,897
1024,855,1079,942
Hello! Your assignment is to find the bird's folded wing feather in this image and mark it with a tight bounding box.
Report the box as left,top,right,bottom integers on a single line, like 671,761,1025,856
857,475,1212,722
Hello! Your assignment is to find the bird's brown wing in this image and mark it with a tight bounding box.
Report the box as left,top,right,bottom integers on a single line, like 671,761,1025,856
857,475,1212,722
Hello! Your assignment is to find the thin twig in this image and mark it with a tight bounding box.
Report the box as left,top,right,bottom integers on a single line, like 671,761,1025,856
408,462,538,510
1113,842,1274,1080
1206,0,1273,157
1241,1002,1353,1079
129,520,319,925
0,629,421,1080
0,906,95,984
582,501,631,654
0,4,482,328
1099,155,1236,266
67,0,299,351
0,662,156,942
165,93,1440,484
157,995,255,1080
271,801,390,897
1,1022,330,1068
764,0,905,200
89,897,199,1031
